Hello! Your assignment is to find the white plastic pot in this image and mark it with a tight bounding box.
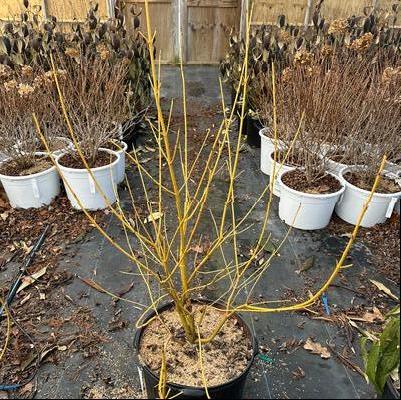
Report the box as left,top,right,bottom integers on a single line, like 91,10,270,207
278,170,345,230
113,141,128,184
268,150,295,197
259,128,283,175
335,167,401,227
56,149,120,211
0,155,60,209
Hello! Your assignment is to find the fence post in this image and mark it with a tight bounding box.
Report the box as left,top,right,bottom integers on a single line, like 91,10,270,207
106,0,116,18
41,0,48,19
240,0,249,40
172,0,187,63
303,0,313,30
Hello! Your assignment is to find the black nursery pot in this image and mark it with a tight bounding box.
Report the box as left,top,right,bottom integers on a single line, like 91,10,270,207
134,300,258,400
383,380,400,399
245,117,263,148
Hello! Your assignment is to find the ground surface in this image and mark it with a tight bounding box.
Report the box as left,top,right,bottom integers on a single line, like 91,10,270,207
0,66,400,399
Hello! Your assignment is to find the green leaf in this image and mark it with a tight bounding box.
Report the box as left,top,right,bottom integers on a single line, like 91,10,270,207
363,317,400,395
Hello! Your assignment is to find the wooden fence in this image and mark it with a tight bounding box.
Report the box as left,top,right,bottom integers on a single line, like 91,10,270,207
251,0,397,26
1,0,399,63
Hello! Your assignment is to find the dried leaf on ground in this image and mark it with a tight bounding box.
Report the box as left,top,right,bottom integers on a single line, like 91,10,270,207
303,338,331,359
17,266,47,293
370,280,399,301
292,366,306,380
348,307,384,323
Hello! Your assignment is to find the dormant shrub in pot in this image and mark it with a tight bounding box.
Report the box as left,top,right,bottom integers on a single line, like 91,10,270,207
277,147,345,230
0,65,62,209
336,68,401,227
37,3,386,398
48,56,132,210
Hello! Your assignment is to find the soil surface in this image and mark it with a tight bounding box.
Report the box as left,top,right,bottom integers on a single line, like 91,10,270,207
58,151,117,169
139,304,252,387
344,171,401,193
0,156,53,177
282,169,342,194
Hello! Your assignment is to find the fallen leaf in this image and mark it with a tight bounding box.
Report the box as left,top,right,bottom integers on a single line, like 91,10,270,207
79,277,107,294
144,212,163,224
18,382,34,396
340,233,353,238
17,267,47,293
292,366,306,380
348,307,384,323
348,320,379,341
0,211,10,221
370,280,399,301
303,338,331,359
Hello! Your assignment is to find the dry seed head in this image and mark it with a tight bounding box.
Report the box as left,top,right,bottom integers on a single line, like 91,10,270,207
279,29,292,45
328,19,348,35
96,43,111,60
350,33,373,52
281,67,293,83
382,66,401,85
321,44,333,58
21,65,34,78
3,79,18,92
17,83,35,97
0,64,13,81
294,50,314,66
65,47,80,58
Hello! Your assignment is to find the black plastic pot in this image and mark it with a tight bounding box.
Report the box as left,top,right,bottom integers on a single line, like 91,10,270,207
245,117,263,148
134,300,258,399
383,380,400,399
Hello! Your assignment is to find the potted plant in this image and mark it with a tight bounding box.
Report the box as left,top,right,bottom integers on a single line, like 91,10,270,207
36,3,388,398
335,71,401,227
277,146,345,230
0,65,61,209
49,55,132,210
361,307,400,399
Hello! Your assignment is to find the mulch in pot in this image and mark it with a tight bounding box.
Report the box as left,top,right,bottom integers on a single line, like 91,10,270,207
344,171,400,194
139,304,252,388
0,155,53,177
282,169,342,195
58,151,117,169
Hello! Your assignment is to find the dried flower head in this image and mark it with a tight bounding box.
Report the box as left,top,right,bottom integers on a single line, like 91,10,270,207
0,64,13,82
294,50,314,66
328,19,348,35
321,44,333,58
3,79,18,92
65,47,80,59
17,83,35,97
350,33,373,52
279,30,292,45
21,65,34,78
96,43,111,61
281,67,293,83
382,66,401,85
